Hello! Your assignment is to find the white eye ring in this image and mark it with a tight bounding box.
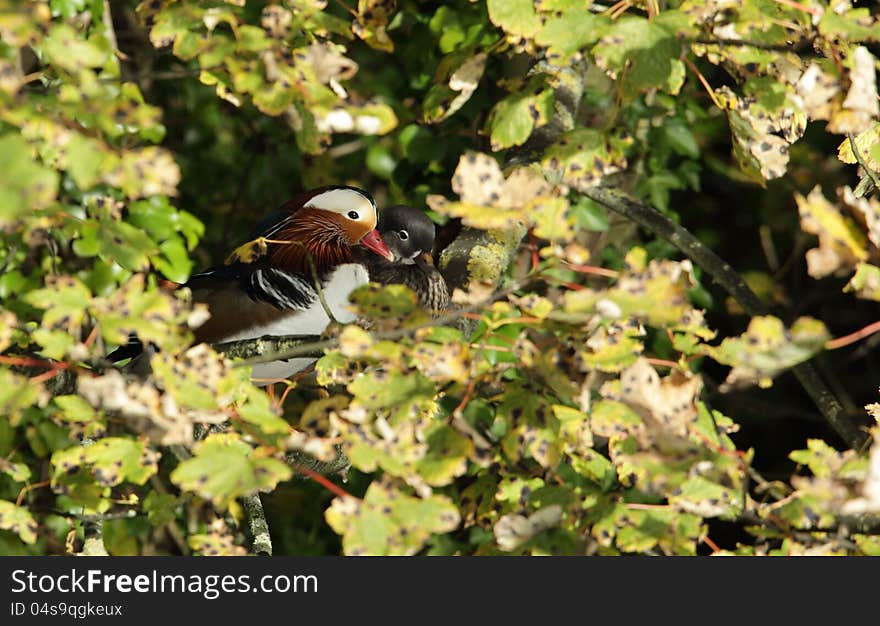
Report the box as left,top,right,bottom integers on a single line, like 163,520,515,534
347,210,359,220
398,230,409,240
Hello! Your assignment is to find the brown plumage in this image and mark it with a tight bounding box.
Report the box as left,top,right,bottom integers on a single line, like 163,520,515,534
361,205,450,315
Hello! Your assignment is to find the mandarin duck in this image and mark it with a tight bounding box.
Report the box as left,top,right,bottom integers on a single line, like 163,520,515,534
111,185,393,384
359,205,449,314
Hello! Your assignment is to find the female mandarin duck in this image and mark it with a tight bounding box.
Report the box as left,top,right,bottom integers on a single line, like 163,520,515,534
112,186,393,384
360,205,449,314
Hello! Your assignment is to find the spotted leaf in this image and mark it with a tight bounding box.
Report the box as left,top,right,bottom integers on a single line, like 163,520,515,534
170,433,292,507
325,479,460,556
0,500,38,545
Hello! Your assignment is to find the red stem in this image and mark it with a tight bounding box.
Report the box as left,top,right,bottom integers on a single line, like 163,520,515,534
825,320,880,351
297,466,359,500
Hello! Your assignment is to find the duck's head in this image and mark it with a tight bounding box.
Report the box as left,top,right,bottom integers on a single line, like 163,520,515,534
265,185,394,272
375,205,438,266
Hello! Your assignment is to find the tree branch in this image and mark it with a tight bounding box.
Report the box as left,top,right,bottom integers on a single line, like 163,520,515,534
438,59,587,291
581,185,868,449
242,493,272,556
848,132,880,195
214,334,323,361
231,284,519,368
77,437,108,556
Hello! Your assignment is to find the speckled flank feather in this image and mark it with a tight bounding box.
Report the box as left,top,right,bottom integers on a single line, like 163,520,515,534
360,205,450,314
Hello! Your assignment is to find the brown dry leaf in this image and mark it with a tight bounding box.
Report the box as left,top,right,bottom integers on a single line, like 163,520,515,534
352,0,396,52
261,4,292,38
500,166,552,209
190,518,248,556
716,86,804,181
840,185,880,249
429,153,559,230
447,52,487,112
450,279,495,306
0,310,16,352
841,436,880,515
302,41,358,84
450,151,505,206
796,63,841,122
835,46,880,135
494,505,562,551
600,358,702,448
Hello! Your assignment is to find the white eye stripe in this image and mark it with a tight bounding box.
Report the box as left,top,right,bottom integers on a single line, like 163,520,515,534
304,188,375,221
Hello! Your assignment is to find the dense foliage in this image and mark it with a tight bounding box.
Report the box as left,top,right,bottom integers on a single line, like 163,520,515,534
3,0,880,556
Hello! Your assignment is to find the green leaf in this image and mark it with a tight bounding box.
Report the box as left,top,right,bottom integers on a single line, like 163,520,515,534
65,134,107,189
819,8,880,43
0,134,59,228
535,12,606,62
570,195,610,231
0,458,31,483
349,283,418,319
143,492,181,527
789,439,844,478
53,395,97,422
487,87,554,151
700,316,830,387
487,0,541,39
236,388,292,437
542,128,631,191
663,119,700,159
170,434,292,507
153,238,193,283
325,480,460,555
845,263,880,301
42,24,109,72
0,369,45,426
592,16,685,99
0,500,38,544
51,437,159,488
348,370,435,412
415,425,473,486
25,275,91,329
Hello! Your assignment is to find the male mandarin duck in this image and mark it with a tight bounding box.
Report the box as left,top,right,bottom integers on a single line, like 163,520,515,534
360,205,450,314
112,185,393,384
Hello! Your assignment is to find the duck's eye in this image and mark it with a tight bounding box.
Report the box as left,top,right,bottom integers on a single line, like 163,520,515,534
398,230,409,240
347,210,359,220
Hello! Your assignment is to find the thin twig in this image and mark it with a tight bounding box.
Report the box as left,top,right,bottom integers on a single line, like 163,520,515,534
296,465,358,500
771,0,820,16
848,132,880,194
684,57,723,109
77,438,108,556
692,36,815,52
